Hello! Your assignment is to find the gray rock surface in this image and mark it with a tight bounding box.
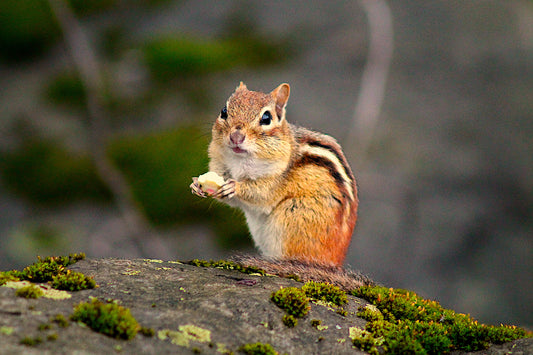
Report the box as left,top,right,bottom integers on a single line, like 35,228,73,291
0,258,531,354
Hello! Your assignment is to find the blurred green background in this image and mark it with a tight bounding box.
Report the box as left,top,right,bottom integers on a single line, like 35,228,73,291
0,0,531,329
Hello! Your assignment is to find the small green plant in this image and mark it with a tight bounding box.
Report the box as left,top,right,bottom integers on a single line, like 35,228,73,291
302,281,347,306
38,323,52,331
140,326,155,337
352,285,531,354
0,253,95,292
238,342,278,355
271,287,309,318
350,326,383,355
51,314,69,327
20,336,43,346
282,314,298,328
310,319,322,328
15,284,44,299
0,271,21,285
336,308,348,317
51,270,96,291
356,304,384,322
70,298,140,340
19,253,87,283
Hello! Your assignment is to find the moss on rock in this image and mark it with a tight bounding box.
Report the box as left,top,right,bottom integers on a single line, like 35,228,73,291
352,285,531,354
70,298,140,340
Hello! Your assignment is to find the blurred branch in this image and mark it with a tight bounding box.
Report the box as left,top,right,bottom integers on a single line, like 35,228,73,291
350,0,394,161
48,0,152,247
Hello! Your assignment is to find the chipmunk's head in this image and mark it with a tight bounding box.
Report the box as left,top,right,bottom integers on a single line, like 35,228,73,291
212,82,293,162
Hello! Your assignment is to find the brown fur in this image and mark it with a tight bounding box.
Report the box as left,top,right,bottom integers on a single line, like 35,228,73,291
206,83,358,267
230,255,374,291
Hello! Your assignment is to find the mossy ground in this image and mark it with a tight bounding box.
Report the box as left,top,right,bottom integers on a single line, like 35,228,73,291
238,342,279,355
0,253,94,291
2,256,530,353
352,285,532,354
301,281,347,307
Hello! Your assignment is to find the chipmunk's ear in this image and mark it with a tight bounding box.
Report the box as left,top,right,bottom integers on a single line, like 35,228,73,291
236,81,247,91
271,83,290,119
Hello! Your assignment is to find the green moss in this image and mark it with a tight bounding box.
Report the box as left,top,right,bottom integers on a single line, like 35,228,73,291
238,342,278,355
0,271,21,285
47,333,58,341
1,253,94,292
41,252,86,266
282,314,298,328
15,284,44,299
302,281,347,306
349,326,383,355
51,314,69,328
271,287,309,318
352,285,531,354
20,336,43,346
38,323,52,331
140,326,155,337
186,259,267,276
20,259,65,283
356,304,384,322
51,270,96,291
310,319,322,328
70,298,140,340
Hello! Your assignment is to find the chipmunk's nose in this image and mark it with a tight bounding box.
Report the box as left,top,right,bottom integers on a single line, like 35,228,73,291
230,130,245,145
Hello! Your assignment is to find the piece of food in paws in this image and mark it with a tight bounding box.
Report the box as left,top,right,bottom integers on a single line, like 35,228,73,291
197,172,225,195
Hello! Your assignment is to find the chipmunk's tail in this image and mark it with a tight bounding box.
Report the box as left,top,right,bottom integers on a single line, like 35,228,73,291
229,254,374,291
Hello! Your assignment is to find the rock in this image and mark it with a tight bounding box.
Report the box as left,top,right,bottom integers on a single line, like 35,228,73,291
0,258,530,354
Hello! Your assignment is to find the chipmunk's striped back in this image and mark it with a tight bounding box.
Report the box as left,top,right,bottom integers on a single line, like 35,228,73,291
293,126,357,203
279,125,358,265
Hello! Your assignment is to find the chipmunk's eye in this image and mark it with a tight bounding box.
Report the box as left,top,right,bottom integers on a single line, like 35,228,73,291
260,111,272,125
220,106,228,119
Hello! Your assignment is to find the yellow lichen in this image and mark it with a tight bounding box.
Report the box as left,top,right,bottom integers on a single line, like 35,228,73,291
216,342,231,354
158,325,212,348
0,326,14,335
3,281,71,300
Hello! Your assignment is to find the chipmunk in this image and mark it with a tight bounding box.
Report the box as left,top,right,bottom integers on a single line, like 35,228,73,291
191,82,358,267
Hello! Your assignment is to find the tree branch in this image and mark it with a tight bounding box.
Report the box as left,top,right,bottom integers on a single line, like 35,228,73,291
350,0,394,160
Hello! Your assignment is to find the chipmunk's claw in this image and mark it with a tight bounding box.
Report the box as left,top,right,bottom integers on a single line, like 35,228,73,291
190,177,206,198
213,179,236,199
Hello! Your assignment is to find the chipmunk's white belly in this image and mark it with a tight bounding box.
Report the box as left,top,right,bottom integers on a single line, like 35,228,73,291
242,209,283,257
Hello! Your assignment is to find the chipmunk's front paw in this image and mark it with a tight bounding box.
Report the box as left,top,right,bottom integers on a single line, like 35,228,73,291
190,177,206,198
214,179,236,199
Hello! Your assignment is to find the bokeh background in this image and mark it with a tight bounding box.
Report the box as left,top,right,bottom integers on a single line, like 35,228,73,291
1,0,531,329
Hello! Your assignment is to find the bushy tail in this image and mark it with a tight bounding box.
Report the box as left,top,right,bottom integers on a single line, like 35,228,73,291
230,254,374,291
